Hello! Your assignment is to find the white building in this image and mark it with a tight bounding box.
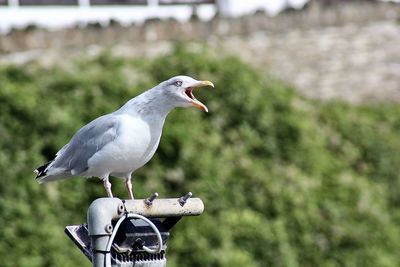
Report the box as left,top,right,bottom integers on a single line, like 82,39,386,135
0,0,308,33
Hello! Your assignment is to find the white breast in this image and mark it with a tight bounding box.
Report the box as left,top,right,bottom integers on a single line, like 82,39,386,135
86,114,164,178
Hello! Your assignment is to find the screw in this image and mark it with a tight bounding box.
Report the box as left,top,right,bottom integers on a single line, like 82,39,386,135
105,224,113,233
144,192,159,207
117,203,125,214
178,192,192,206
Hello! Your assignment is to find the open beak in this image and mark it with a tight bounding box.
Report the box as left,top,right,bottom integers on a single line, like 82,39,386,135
184,80,214,112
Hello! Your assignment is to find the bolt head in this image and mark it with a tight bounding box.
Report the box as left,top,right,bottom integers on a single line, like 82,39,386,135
105,224,113,233
117,203,125,214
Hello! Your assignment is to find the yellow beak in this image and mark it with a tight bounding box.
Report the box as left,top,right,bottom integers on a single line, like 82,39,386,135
192,80,215,88
188,80,214,112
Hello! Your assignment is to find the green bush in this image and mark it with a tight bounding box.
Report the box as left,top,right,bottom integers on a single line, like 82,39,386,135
0,47,399,266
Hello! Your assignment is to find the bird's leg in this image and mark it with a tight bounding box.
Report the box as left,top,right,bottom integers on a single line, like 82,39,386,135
125,177,134,200
103,178,113,198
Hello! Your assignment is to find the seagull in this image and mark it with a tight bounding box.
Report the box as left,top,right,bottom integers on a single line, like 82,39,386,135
34,75,214,199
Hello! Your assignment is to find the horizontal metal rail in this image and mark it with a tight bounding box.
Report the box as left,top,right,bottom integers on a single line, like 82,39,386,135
123,197,204,218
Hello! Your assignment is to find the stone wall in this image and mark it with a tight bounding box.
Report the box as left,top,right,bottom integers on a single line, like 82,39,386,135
0,1,399,103
1,2,399,53
224,20,400,103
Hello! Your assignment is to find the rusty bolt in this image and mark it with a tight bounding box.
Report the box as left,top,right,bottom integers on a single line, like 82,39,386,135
144,192,159,207
178,192,192,206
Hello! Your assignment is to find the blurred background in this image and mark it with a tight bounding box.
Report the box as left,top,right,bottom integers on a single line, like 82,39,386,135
1,0,400,266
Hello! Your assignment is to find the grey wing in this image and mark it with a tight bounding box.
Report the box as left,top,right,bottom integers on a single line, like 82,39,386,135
50,114,120,175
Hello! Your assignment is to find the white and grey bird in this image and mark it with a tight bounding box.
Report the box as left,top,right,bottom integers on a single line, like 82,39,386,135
34,76,214,199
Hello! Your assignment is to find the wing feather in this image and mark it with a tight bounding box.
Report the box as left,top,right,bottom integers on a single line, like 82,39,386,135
49,114,120,176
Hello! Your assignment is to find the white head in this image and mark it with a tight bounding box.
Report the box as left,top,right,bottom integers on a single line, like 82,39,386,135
157,75,214,112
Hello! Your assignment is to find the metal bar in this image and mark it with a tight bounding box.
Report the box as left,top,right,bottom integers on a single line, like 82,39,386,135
124,198,204,217
65,225,92,261
87,198,125,267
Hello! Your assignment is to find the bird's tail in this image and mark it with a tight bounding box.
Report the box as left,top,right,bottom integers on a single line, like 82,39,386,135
34,161,71,184
35,161,51,178
35,174,71,184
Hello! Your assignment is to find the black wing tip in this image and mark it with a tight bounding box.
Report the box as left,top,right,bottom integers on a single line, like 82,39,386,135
35,162,51,178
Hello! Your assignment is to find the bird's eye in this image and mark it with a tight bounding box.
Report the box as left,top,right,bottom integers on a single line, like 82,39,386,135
175,80,183,87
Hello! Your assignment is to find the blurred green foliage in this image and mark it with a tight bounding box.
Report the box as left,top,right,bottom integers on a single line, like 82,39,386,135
1,47,400,267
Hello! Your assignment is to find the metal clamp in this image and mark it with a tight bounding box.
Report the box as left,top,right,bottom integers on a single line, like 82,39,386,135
104,212,163,267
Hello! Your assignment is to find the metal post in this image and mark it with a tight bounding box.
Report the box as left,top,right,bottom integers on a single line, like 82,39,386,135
65,193,204,267
87,198,124,267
